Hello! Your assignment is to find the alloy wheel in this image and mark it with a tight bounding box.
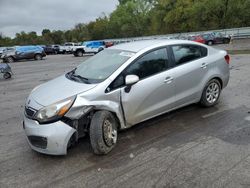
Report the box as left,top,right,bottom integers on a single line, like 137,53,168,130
206,82,220,104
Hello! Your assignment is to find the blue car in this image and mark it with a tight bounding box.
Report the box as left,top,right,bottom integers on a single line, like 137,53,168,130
1,45,46,63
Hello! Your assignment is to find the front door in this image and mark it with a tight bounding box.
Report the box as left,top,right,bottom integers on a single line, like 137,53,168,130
120,48,176,125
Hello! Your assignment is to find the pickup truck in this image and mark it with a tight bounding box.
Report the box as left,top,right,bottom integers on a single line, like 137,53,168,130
72,41,106,57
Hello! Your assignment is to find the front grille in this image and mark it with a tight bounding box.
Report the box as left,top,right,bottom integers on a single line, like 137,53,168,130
25,107,37,119
28,136,47,149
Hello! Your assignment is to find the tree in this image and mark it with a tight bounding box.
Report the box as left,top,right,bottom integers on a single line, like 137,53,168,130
42,29,51,36
1,0,250,45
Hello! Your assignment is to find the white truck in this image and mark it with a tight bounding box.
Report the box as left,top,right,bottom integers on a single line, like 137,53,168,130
59,42,80,54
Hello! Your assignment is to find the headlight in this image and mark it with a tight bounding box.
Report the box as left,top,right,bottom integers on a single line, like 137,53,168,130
35,96,76,124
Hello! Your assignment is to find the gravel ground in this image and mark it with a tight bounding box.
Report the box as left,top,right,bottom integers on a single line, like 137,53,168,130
1,46,250,188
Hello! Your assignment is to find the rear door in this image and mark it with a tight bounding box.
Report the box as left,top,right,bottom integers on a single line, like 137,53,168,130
120,47,176,125
169,44,208,108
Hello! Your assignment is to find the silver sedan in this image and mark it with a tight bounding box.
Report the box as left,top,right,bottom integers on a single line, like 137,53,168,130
23,40,230,155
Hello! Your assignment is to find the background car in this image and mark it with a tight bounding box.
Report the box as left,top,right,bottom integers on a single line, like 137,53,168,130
51,45,60,54
188,35,205,44
59,42,79,54
201,32,231,45
0,47,6,56
40,45,56,55
1,45,46,63
105,41,114,48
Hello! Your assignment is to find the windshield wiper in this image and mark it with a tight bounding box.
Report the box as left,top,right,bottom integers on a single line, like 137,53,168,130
71,73,90,84
66,68,91,84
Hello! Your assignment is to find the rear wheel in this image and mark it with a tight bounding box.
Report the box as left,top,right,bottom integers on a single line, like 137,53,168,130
207,41,213,46
200,79,221,107
89,111,118,155
3,72,11,79
34,54,42,60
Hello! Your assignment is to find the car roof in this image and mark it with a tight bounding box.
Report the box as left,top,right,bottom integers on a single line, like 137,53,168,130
110,39,202,52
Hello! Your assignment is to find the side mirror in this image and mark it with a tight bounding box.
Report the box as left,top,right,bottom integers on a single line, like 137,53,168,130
125,75,139,93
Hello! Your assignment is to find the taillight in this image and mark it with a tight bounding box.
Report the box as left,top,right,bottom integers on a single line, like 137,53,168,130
224,55,230,64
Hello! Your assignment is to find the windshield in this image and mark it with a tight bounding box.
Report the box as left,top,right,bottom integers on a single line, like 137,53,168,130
82,42,90,46
67,49,134,84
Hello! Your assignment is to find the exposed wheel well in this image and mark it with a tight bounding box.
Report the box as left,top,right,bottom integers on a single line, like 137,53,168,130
34,53,42,56
76,49,84,52
83,110,120,130
213,77,223,88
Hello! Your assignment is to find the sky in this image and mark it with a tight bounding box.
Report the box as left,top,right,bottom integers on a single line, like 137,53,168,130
0,0,118,38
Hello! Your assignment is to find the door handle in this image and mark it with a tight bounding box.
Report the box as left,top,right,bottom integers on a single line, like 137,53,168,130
164,76,173,84
201,63,207,69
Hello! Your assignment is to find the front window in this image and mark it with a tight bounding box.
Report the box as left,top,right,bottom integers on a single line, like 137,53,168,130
107,48,169,92
66,49,134,84
125,48,169,80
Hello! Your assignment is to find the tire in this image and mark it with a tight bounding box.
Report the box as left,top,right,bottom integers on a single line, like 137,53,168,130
76,50,83,57
34,54,42,60
3,72,11,79
89,111,118,155
207,41,213,46
7,56,14,63
200,79,221,107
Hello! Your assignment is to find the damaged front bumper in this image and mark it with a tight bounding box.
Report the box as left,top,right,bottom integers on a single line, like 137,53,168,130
23,115,76,155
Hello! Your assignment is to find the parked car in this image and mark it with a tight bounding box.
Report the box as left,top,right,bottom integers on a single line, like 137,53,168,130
105,41,114,48
72,41,106,57
0,47,6,56
0,62,13,79
40,45,56,55
59,42,79,54
1,46,46,63
23,40,230,155
51,45,60,54
188,35,205,44
201,32,231,45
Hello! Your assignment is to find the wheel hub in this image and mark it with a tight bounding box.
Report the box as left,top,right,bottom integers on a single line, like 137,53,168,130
103,119,117,147
206,82,219,104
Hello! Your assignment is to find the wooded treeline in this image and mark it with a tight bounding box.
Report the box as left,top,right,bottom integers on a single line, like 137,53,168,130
1,0,249,46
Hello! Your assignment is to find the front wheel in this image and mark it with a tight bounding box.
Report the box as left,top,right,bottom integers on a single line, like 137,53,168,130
7,57,14,63
200,79,221,107
89,111,118,155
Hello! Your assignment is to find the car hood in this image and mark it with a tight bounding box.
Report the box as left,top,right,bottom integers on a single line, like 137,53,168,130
31,75,97,107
